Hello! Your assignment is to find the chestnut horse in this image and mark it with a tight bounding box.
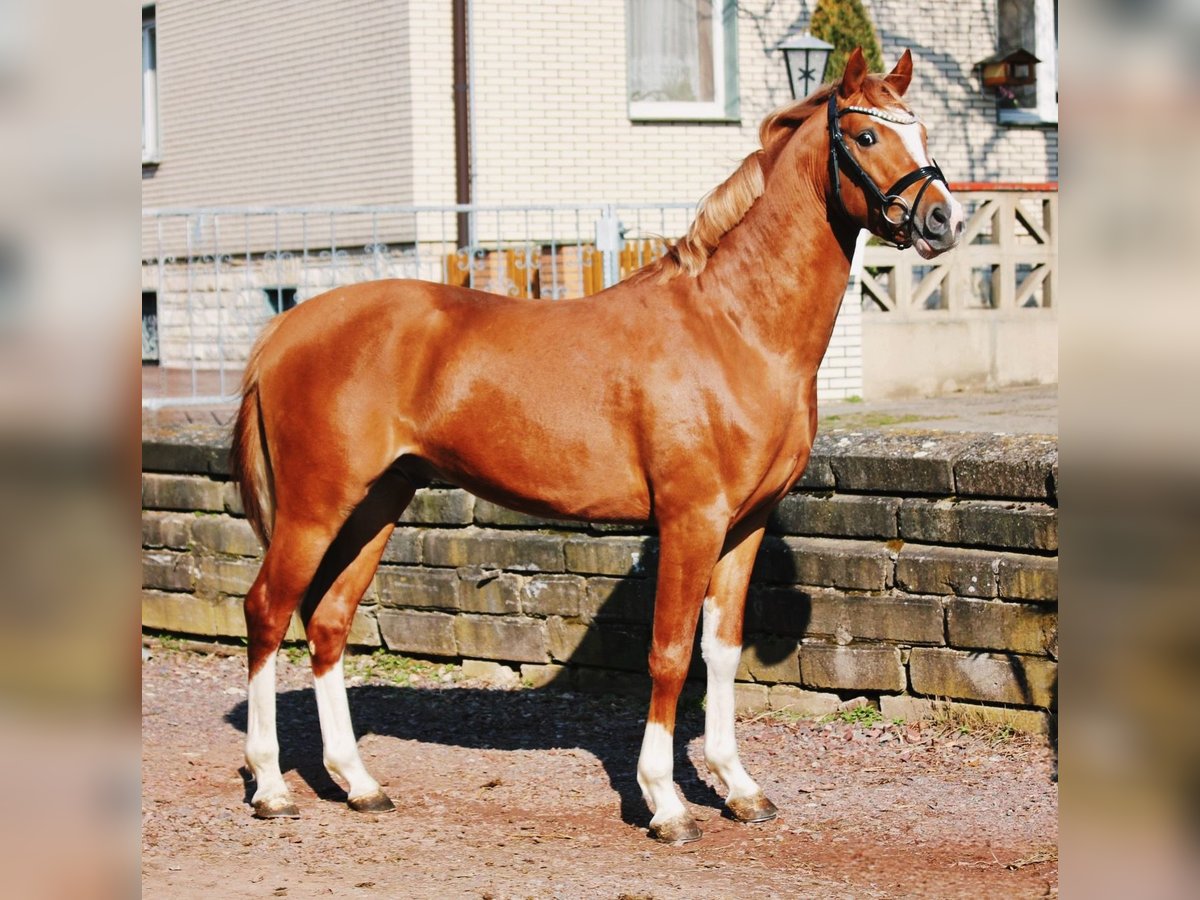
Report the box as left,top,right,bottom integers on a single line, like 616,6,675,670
231,49,963,843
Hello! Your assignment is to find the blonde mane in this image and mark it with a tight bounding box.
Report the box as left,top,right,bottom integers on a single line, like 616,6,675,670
631,85,848,283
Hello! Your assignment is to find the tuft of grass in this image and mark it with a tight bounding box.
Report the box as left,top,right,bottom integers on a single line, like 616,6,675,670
283,644,308,665
156,634,183,652
820,705,884,727
928,703,1021,745
347,648,457,685
746,706,810,725
820,412,935,429
984,722,1019,745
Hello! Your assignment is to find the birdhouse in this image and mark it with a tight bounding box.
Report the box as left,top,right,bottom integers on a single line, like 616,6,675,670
978,48,1040,88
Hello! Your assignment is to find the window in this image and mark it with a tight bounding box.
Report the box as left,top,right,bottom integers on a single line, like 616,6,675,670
997,0,1057,125
142,6,159,162
627,0,738,121
264,287,297,315
142,291,159,363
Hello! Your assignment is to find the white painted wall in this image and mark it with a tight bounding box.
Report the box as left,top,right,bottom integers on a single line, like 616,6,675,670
863,313,1058,398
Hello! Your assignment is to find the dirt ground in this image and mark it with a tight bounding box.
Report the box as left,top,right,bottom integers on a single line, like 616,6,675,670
142,639,1058,898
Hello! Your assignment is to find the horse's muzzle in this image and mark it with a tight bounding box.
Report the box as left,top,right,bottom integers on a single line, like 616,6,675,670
912,194,965,259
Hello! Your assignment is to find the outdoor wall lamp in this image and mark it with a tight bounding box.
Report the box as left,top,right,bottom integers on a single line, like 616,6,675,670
778,32,834,100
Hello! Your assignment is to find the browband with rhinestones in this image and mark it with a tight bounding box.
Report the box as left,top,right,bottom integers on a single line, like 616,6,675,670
840,105,919,125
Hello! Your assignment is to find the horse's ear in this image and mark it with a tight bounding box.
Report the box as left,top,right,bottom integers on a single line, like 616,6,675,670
885,49,913,96
839,47,868,98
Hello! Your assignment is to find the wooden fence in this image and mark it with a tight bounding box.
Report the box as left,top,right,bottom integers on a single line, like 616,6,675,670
445,238,671,299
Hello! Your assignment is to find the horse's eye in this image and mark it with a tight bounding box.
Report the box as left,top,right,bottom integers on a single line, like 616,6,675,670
855,131,877,148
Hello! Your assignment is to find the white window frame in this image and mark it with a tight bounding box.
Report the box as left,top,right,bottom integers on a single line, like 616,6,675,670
627,0,739,123
998,0,1058,126
142,6,160,163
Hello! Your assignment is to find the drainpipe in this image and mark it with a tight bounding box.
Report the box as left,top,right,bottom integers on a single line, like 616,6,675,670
452,0,473,249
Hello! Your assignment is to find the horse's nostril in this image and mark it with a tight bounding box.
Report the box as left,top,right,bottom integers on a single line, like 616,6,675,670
925,204,949,236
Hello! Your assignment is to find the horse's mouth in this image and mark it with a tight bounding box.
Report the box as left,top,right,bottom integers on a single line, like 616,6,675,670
909,204,965,259
911,229,957,260
911,232,937,259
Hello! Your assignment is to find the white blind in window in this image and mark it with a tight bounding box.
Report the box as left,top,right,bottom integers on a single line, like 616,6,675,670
628,0,715,104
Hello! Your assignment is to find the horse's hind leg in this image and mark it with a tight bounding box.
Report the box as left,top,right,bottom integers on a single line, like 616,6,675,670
301,471,414,813
701,523,777,824
244,520,338,818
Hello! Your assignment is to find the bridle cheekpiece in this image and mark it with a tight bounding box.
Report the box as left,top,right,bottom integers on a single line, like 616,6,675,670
826,92,947,249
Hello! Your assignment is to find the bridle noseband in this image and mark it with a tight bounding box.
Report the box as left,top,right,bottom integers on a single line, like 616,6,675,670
827,92,946,249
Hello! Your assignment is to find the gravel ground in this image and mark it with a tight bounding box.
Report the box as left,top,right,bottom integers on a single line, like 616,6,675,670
142,639,1057,898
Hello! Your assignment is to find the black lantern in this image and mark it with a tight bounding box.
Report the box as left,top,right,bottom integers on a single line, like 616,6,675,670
778,32,834,100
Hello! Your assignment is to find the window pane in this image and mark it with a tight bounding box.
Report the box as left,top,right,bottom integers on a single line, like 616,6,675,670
628,0,715,104
142,292,159,363
142,18,157,157
998,0,1037,109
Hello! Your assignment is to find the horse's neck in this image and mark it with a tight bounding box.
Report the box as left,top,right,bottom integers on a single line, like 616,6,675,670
685,146,857,370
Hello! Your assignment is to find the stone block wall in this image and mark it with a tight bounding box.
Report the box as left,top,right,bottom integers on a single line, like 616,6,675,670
142,426,1057,732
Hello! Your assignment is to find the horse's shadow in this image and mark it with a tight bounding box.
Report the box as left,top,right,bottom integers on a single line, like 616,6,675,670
227,679,715,829
225,535,811,830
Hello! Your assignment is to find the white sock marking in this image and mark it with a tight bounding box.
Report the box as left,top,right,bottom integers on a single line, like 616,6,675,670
245,653,289,805
637,721,686,826
313,655,381,801
701,599,761,802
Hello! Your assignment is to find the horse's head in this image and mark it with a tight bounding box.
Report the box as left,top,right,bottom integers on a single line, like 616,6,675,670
827,48,963,259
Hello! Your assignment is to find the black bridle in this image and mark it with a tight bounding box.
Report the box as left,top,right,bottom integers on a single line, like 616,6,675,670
827,91,947,249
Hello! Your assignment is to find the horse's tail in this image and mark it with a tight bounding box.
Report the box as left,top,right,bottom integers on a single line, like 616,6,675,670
230,315,286,548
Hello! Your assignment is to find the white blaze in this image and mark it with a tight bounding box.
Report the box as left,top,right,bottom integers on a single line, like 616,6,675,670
875,117,933,169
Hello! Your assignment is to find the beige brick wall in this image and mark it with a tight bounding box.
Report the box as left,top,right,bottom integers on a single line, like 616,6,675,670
408,0,456,206
466,0,794,206
869,0,1058,184
464,1,1057,208
142,0,417,213
143,0,1057,218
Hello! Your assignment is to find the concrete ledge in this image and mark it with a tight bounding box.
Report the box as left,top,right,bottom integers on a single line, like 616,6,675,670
142,425,232,476
812,431,980,496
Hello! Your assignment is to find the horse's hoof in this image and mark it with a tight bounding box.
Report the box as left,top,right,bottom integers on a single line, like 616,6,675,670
726,793,778,824
347,790,396,814
649,815,703,844
252,797,301,819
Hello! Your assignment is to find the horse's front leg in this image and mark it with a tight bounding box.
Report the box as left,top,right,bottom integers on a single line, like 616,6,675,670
701,523,778,823
638,512,726,843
